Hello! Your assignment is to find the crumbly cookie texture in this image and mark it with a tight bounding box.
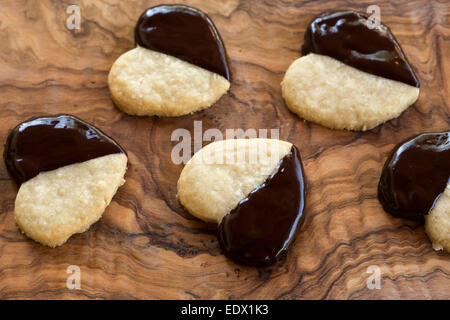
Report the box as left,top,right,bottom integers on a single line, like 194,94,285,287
425,183,450,253
177,139,292,223
281,53,420,131
15,153,128,247
108,46,230,117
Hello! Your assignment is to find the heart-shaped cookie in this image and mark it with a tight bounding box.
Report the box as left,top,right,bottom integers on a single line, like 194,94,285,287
108,5,230,117
378,131,450,252
177,139,307,266
4,115,128,247
282,11,420,131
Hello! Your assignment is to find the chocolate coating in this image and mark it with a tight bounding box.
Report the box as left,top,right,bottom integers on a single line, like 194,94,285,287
218,146,306,266
4,115,125,185
135,4,230,80
378,132,450,220
302,11,419,87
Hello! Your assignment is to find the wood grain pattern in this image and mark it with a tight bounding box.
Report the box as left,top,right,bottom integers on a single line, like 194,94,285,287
0,0,449,299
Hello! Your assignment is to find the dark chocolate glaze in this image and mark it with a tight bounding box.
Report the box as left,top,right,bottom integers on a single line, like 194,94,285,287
135,4,230,80
4,115,125,185
218,146,306,266
378,132,450,220
302,11,419,87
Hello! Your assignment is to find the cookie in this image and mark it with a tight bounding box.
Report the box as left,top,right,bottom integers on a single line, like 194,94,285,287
281,11,420,131
4,115,128,247
425,183,450,252
177,138,307,266
108,5,230,117
378,132,450,252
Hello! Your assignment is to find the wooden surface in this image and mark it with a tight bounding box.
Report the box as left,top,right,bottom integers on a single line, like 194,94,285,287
0,0,449,300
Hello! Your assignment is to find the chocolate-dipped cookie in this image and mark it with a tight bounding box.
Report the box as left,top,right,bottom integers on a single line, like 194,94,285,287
4,115,128,247
108,5,230,117
177,139,306,266
281,11,420,131
378,132,450,252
